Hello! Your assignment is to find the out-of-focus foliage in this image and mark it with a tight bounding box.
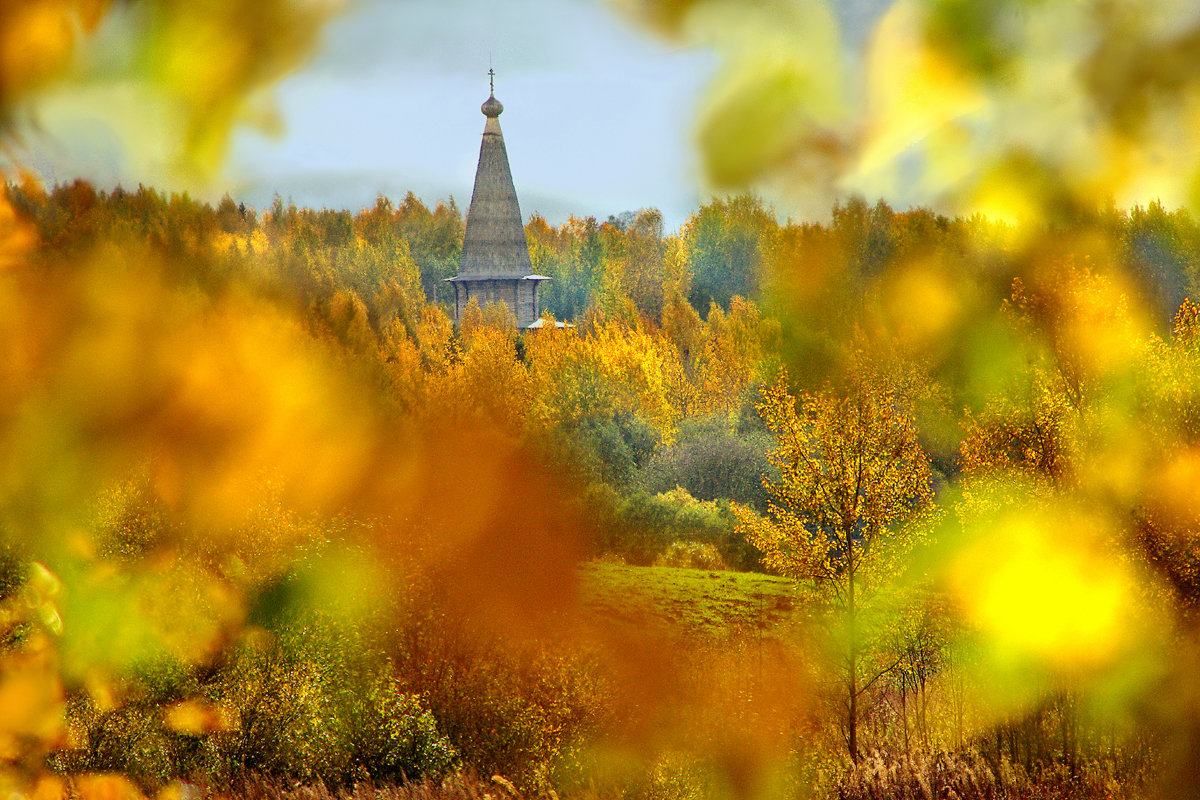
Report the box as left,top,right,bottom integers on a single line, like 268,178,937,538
13,0,1200,792
0,0,342,182
0,0,109,115
615,0,1200,222
389,600,610,793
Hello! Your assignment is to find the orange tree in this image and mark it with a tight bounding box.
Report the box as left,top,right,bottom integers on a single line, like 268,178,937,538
734,369,933,762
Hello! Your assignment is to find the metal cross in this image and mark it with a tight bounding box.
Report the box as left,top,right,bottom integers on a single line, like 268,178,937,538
488,67,495,94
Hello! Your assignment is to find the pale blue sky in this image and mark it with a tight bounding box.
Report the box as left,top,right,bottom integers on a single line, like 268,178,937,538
21,0,891,230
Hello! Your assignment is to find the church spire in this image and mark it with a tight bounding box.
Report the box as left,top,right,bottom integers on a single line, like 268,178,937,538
458,71,533,279
447,73,549,328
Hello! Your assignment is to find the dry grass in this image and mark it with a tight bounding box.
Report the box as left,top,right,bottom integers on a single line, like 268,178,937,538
836,749,1148,800
231,773,537,800
226,747,1154,800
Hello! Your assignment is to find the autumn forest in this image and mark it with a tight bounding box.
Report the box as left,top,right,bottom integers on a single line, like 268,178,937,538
8,1,1200,800
5,176,1200,800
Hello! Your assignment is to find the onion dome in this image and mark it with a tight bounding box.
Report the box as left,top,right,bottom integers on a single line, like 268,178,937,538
482,93,504,118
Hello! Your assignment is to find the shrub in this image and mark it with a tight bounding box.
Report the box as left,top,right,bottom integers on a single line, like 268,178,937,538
389,602,610,793
52,622,457,790
52,699,181,788
639,752,712,800
653,542,728,571
639,415,775,512
587,485,761,570
563,411,660,489
214,624,457,786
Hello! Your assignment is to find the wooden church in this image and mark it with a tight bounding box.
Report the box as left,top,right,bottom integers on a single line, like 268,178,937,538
446,72,551,328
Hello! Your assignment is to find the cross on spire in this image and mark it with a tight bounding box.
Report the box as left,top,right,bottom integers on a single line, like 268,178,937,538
488,67,495,95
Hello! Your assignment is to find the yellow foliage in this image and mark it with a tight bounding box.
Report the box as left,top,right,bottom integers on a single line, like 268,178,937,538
453,325,534,433
1149,448,1200,531
163,699,236,735
0,0,97,104
27,775,68,800
136,0,343,175
858,0,984,194
688,0,847,190
880,257,965,352
415,304,457,371
0,0,340,187
0,191,37,270
949,504,1138,673
0,635,64,755
739,370,932,585
734,367,932,761
527,319,682,438
73,775,145,800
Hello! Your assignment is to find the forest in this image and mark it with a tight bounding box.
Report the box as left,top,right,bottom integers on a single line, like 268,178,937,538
3,177,1200,800
7,0,1200,799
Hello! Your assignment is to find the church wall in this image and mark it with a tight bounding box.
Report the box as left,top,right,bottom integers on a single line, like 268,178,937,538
454,279,537,327
518,282,535,326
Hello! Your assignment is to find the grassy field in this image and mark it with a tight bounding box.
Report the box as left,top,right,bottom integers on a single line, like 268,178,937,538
578,561,808,639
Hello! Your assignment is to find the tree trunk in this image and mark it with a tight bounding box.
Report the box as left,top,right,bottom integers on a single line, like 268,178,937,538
955,667,964,751
922,695,930,748
849,670,858,763
847,528,859,764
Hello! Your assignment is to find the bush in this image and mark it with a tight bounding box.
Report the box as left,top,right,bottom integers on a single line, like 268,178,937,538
388,603,610,793
653,542,728,571
586,485,761,570
565,411,661,489
639,751,712,800
214,624,457,786
639,415,775,512
52,622,457,790
52,699,181,788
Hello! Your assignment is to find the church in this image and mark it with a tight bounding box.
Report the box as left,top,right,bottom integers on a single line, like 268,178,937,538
446,72,551,329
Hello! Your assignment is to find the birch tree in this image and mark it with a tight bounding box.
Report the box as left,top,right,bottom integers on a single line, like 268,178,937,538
734,370,932,761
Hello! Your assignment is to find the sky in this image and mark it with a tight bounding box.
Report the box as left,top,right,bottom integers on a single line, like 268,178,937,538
229,0,716,229
19,0,891,231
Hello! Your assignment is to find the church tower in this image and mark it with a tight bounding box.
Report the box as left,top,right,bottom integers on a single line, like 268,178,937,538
447,72,549,328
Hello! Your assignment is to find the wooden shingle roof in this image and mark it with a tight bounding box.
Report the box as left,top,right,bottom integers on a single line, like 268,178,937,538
458,91,534,279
